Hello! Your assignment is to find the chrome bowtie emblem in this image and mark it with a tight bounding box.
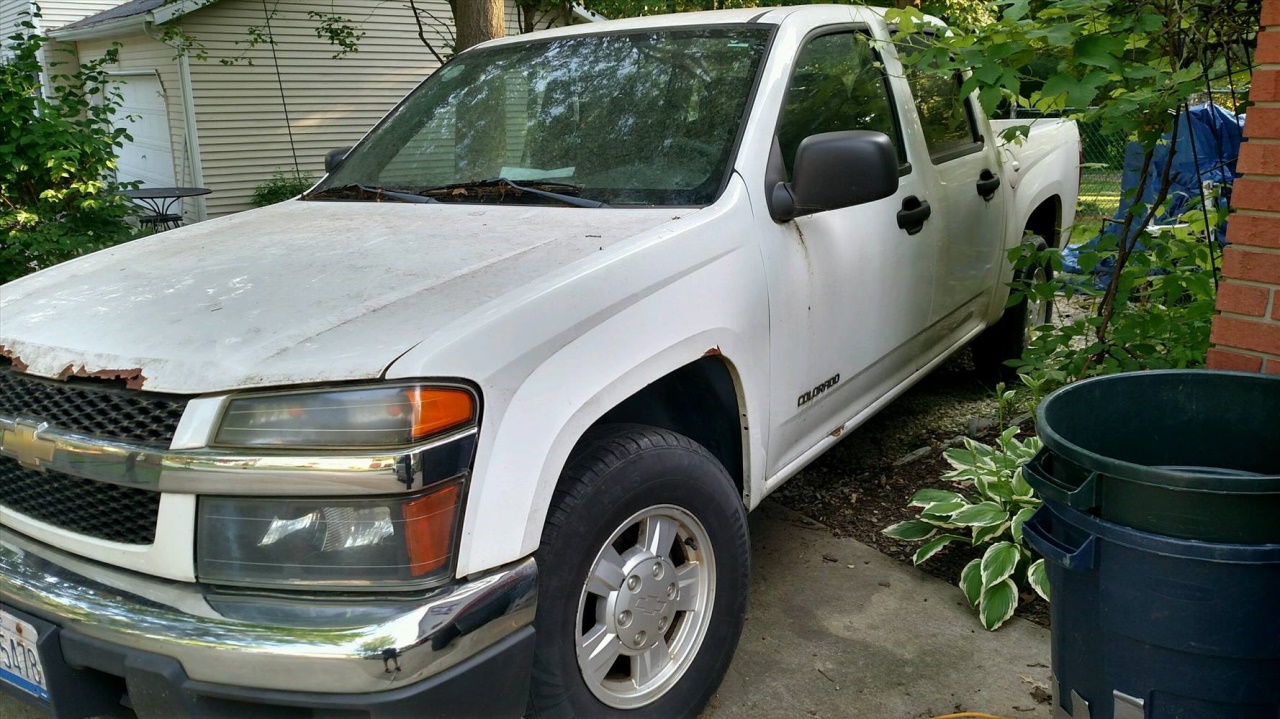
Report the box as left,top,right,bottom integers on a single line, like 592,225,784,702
632,596,668,616
0,419,56,470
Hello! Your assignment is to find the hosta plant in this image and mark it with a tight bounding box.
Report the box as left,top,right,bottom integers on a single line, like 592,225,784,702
883,426,1050,630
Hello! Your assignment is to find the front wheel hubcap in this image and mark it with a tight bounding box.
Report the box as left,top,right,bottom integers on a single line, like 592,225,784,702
1022,265,1051,348
575,505,715,709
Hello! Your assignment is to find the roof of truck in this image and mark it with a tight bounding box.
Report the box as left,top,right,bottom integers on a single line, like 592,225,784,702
478,4,940,50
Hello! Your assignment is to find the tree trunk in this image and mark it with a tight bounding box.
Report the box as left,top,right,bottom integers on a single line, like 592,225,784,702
451,0,505,53
894,0,921,8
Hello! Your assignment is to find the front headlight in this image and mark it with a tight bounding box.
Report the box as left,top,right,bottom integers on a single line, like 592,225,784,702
213,384,475,448
198,480,462,588
201,382,478,588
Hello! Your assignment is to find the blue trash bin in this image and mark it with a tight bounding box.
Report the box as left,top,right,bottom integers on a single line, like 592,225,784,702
1024,500,1280,719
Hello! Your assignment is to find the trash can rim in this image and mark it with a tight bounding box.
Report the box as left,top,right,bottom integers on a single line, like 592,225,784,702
1037,501,1280,563
1034,370,1280,490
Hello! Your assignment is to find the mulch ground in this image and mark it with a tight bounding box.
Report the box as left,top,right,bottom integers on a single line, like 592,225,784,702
771,351,1051,627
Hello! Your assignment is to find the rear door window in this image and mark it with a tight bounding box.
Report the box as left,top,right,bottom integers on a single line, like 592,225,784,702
901,35,983,163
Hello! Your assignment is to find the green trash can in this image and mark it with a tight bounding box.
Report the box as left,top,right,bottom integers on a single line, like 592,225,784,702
1024,370,1280,543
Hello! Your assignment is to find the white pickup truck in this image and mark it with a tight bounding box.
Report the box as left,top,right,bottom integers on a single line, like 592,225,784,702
0,5,1078,718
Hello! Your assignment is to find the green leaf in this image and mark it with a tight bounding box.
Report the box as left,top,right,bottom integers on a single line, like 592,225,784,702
1010,507,1037,544
1011,466,1035,498
949,502,1010,527
913,534,967,565
1028,558,1051,602
1072,34,1125,70
1003,0,1030,21
976,473,1014,502
980,541,1021,588
978,578,1019,630
908,488,965,507
920,500,968,519
882,520,936,541
959,558,983,607
973,520,1009,545
1040,69,1109,107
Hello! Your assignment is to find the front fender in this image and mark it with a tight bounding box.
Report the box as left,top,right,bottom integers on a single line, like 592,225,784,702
465,318,765,575
385,180,771,577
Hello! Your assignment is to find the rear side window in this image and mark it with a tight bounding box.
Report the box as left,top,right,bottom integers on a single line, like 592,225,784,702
901,36,982,162
776,31,906,178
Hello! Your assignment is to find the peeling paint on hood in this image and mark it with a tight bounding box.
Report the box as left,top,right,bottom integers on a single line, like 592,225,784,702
0,201,682,394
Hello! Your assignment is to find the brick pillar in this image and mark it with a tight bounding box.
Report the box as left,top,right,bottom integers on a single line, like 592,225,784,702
1207,0,1280,375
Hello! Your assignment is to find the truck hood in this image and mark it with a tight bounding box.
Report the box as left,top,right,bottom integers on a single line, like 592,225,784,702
0,200,683,394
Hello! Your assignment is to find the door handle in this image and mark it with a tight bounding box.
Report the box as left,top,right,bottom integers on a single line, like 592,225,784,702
977,169,1000,201
896,196,931,235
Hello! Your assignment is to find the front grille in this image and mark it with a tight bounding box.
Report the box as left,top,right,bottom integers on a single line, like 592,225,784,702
0,459,160,544
0,366,187,446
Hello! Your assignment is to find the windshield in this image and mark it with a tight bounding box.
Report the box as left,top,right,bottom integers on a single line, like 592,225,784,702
308,27,771,207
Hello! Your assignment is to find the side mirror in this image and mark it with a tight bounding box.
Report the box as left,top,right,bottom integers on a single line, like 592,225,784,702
325,147,352,174
769,131,900,223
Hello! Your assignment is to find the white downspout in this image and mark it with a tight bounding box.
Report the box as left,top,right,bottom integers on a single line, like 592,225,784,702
145,21,206,221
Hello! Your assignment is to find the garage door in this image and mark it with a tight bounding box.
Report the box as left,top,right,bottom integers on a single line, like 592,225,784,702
112,73,176,188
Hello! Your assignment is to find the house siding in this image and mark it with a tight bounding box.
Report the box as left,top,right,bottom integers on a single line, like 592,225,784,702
1,0,33,55
77,33,191,213
179,0,529,217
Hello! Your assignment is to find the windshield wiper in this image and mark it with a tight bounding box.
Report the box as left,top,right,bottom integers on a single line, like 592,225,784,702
419,178,607,208
304,184,438,204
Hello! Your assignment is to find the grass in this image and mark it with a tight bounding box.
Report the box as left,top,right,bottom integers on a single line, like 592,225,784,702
1075,168,1122,238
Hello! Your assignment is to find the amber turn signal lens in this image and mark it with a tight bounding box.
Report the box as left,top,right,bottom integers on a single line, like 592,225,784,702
405,388,474,440
403,483,461,576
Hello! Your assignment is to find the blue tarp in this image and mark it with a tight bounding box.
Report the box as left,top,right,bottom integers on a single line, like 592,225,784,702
1063,103,1245,279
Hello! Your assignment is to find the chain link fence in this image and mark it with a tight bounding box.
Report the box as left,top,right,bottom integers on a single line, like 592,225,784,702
1076,121,1127,234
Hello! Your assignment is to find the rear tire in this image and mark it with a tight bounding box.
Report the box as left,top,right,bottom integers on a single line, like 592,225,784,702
527,425,749,719
972,236,1053,383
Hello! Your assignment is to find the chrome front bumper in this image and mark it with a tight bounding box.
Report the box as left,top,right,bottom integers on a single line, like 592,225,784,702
0,530,536,695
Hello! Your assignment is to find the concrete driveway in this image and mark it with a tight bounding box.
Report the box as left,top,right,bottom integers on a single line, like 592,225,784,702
1,502,1051,719
706,502,1052,718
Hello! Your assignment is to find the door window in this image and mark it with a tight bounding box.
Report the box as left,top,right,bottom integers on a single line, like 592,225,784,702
776,31,906,178
901,38,982,162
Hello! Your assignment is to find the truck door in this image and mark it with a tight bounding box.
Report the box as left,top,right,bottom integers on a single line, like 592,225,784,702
757,29,941,479
901,52,1008,332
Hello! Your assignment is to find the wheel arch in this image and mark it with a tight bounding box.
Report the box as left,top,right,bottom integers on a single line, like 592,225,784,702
1024,195,1063,248
456,333,762,577
586,355,745,497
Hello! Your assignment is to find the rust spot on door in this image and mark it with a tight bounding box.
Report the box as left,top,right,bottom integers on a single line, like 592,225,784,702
56,364,148,390
703,346,722,357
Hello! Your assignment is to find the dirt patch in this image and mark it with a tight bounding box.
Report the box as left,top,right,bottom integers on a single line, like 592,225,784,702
772,349,1050,627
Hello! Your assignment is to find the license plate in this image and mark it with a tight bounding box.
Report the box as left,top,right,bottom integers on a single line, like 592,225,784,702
0,610,48,701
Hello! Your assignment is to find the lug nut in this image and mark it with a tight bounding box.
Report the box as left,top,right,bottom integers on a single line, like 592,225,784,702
627,575,640,591
658,617,668,631
635,630,647,646
652,563,664,579
667,583,677,599
618,610,632,627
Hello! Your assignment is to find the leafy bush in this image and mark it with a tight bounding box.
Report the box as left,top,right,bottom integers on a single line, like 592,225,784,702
884,426,1049,630
1008,203,1221,380
886,0,1247,382
1,15,140,284
252,169,315,207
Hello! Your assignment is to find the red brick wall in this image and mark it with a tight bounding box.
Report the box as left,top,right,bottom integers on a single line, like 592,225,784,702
1207,0,1280,375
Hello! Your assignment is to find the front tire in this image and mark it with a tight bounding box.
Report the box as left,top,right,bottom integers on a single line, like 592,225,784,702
527,425,749,718
971,235,1053,382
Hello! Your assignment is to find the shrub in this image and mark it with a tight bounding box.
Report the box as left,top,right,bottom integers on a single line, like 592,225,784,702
252,169,315,207
884,425,1049,631
1,12,139,284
